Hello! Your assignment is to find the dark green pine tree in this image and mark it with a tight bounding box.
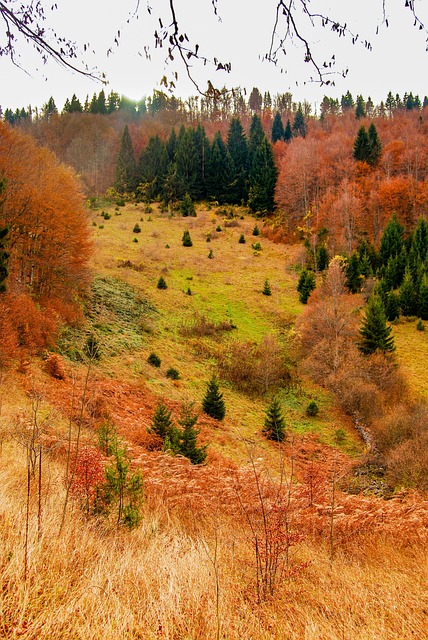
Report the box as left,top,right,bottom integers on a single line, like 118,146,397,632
399,265,417,316
262,396,286,442
358,295,395,355
418,272,428,320
367,123,382,166
178,404,207,464
138,135,168,200
247,137,278,214
292,103,307,138
115,125,137,193
166,128,177,162
283,119,293,142
262,278,272,296
227,117,249,204
174,127,199,200
271,112,285,143
355,94,366,119
379,215,405,267
248,113,265,169
346,252,362,293
316,245,329,272
202,376,226,420
341,90,355,111
414,218,428,260
353,126,371,163
206,131,234,204
149,402,174,440
297,270,316,303
192,124,210,200
182,229,193,247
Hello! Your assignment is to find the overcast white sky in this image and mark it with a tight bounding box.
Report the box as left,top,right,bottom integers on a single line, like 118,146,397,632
1,0,428,112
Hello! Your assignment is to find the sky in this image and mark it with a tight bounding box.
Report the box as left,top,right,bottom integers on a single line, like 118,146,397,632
1,0,428,113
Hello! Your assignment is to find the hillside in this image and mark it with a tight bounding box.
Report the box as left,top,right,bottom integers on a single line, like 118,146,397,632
1,200,427,639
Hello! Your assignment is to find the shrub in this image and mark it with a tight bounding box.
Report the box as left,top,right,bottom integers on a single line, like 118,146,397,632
417,318,425,331
216,225,222,232
166,367,180,380
157,275,167,290
208,249,214,259
44,353,67,380
306,400,319,417
182,230,193,247
116,199,125,207
251,242,262,251
133,237,138,243
98,224,104,229
186,287,192,296
147,352,161,367
252,224,260,236
239,234,246,244
133,223,141,233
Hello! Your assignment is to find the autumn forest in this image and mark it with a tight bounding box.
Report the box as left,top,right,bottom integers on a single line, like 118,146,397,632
0,87,428,639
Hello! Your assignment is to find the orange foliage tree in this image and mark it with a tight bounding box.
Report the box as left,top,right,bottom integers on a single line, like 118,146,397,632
0,121,92,357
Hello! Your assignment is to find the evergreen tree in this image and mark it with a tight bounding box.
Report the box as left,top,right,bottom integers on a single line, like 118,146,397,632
248,113,265,168
283,118,293,142
192,124,210,200
262,278,272,296
353,126,371,163
179,193,196,217
297,270,316,303
316,245,329,271
385,91,396,116
115,125,137,193
341,90,354,111
149,402,174,440
271,111,285,143
227,117,248,204
292,103,307,137
178,404,207,464
418,272,428,320
157,275,168,289
262,396,286,442
248,86,263,112
367,123,382,166
166,127,177,162
358,295,395,355
182,229,193,247
202,376,226,420
346,252,361,293
247,137,278,213
138,135,168,200
400,265,417,316
206,131,234,204
414,218,428,259
355,94,366,119
174,127,199,199
379,215,405,267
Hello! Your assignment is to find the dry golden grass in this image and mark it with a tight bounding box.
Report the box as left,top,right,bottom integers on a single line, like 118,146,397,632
1,435,427,639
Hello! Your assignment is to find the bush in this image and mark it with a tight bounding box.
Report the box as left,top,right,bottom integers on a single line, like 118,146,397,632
116,199,125,207
166,367,180,380
133,237,138,243
208,249,214,259
252,224,260,236
133,223,141,233
157,275,167,290
417,318,425,331
239,234,246,244
147,352,161,367
216,225,222,232
306,400,319,417
44,353,67,380
251,242,262,251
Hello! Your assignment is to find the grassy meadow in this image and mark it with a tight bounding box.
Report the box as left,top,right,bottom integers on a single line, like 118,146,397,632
1,201,428,639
